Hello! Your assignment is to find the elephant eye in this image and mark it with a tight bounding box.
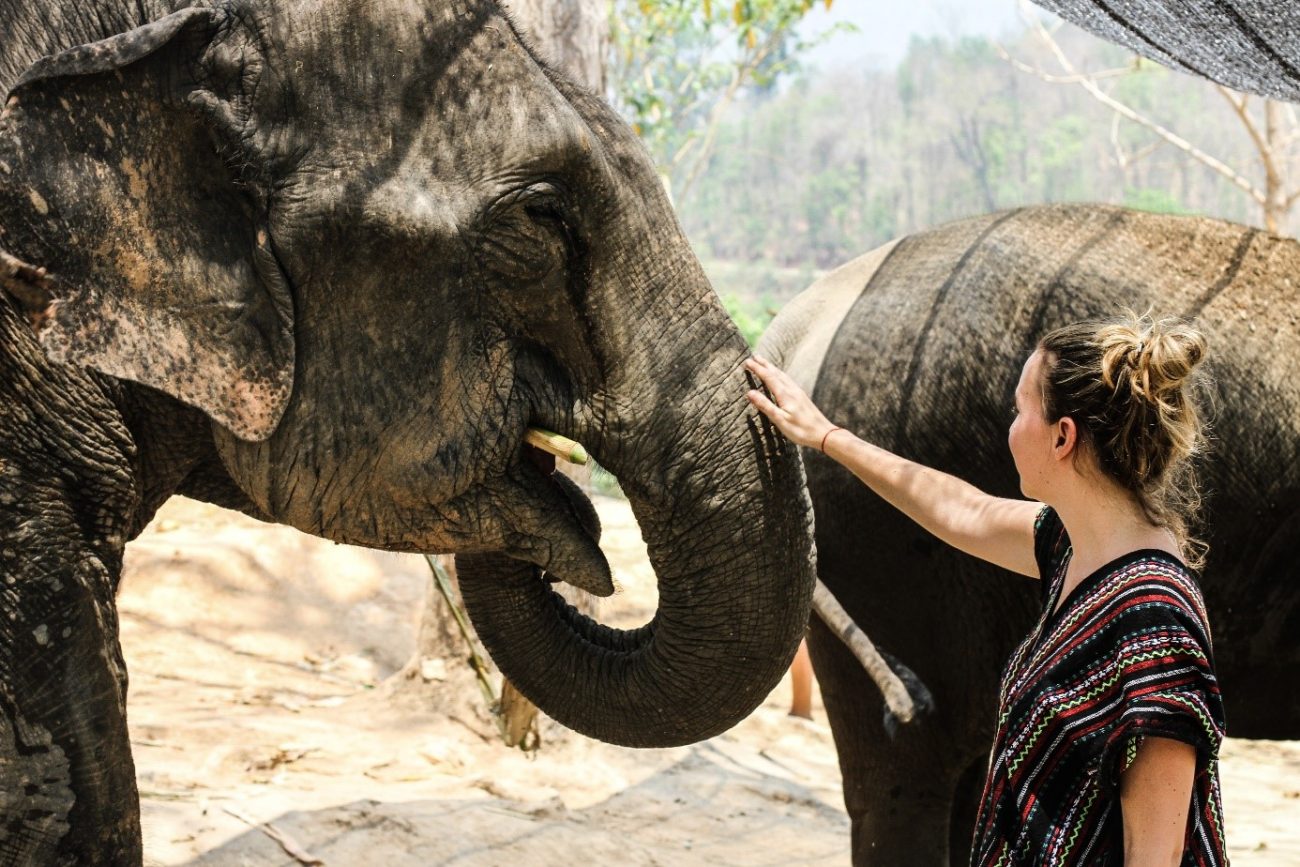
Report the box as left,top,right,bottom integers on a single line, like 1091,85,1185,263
486,182,571,225
477,184,575,282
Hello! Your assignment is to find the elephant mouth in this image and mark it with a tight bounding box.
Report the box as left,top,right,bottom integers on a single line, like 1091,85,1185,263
523,441,558,476
494,436,612,596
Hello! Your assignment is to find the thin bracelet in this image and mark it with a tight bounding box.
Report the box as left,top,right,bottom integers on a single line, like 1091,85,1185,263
820,426,843,454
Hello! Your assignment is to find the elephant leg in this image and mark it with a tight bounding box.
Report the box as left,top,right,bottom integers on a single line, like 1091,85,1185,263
948,756,987,862
809,617,980,866
0,541,140,866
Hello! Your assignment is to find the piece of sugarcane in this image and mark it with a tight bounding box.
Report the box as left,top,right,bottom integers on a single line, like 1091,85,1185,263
524,427,589,465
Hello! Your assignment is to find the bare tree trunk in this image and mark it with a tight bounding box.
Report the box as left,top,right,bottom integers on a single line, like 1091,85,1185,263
504,0,610,94
383,556,478,701
952,114,998,212
1264,99,1284,234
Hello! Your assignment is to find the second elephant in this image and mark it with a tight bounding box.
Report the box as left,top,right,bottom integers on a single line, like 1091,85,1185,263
760,202,1300,865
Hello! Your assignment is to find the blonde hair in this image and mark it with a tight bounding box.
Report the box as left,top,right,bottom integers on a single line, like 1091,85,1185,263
1038,311,1211,569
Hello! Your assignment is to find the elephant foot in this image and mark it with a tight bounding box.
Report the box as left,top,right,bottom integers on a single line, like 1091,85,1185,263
0,687,142,866
0,688,76,864
0,519,143,865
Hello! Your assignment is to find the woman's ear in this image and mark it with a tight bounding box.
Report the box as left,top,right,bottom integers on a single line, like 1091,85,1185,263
1054,417,1078,458
0,8,294,441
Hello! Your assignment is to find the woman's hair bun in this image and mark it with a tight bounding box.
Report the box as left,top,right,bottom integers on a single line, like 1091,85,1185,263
1038,309,1211,568
1097,311,1207,409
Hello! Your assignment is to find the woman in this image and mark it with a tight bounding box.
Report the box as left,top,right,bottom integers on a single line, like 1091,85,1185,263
746,313,1227,866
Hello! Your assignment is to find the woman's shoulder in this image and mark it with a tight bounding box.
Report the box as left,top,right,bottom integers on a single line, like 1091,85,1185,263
1095,551,1214,643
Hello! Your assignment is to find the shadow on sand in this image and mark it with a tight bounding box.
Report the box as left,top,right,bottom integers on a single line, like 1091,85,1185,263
179,742,849,866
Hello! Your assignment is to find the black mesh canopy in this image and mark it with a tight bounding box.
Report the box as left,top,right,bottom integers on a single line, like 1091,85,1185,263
1033,1,1300,101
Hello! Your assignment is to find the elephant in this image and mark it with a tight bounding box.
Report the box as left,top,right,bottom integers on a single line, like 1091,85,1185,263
758,202,1300,864
0,0,815,862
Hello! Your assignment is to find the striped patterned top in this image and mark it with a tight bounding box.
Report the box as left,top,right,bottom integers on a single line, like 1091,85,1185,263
970,506,1228,866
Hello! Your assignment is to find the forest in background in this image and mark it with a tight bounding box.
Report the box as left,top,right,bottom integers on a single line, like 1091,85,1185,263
605,4,1300,341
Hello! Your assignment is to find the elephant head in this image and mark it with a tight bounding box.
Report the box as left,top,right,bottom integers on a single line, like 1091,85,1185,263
0,0,814,747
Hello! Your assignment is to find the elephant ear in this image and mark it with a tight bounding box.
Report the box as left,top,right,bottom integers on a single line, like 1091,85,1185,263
0,8,294,441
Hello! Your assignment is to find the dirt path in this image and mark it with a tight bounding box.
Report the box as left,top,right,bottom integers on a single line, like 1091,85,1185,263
119,497,1299,865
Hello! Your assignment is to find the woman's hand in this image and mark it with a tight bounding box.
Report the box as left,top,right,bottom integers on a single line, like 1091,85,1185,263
746,355,1043,577
744,356,839,450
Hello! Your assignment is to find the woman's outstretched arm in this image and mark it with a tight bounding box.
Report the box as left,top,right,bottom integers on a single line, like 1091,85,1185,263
745,356,1042,578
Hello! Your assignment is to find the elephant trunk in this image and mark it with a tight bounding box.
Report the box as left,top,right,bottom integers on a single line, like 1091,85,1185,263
458,326,815,747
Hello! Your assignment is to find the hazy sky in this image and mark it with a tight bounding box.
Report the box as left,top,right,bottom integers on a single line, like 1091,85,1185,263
800,0,1028,70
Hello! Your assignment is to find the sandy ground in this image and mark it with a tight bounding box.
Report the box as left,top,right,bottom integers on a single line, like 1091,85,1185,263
119,496,1300,866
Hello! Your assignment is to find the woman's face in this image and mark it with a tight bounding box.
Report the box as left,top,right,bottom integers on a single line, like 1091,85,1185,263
1008,350,1056,500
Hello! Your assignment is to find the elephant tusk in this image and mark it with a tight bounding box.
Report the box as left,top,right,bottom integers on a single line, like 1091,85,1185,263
812,579,932,727
525,427,589,465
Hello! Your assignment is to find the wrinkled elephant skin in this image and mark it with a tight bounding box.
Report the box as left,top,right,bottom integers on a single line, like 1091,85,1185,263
0,1,815,863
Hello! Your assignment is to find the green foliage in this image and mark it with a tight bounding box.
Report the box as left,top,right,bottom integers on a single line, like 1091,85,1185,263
668,22,1270,282
611,15,1282,353
721,291,776,347
609,0,850,194
700,257,814,347
1034,114,1091,200
1122,187,1195,215
1111,60,1166,110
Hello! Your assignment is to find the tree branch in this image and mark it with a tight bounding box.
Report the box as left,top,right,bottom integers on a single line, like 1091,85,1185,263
997,27,1265,206
676,25,786,199
1216,85,1280,191
987,63,1135,85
